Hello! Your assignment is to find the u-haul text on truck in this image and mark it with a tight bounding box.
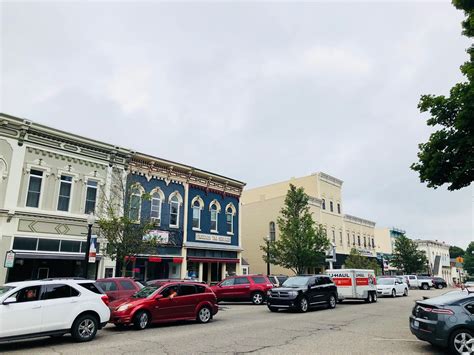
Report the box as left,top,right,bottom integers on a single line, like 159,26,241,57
326,269,377,303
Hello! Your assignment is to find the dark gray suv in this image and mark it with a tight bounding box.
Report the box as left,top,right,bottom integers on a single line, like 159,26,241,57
267,275,338,313
410,291,474,354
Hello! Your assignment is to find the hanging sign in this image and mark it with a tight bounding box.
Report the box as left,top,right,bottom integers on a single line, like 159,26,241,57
88,235,97,263
4,250,15,268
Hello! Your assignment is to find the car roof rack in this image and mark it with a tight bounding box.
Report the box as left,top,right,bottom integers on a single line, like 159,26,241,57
41,277,87,281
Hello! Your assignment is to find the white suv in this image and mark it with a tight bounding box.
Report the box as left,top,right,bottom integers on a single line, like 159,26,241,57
0,279,110,343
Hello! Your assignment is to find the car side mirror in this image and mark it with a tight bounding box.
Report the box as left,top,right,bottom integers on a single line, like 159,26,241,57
3,297,17,305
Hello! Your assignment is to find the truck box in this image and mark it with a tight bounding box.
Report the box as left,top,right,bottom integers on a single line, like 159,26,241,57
326,269,377,303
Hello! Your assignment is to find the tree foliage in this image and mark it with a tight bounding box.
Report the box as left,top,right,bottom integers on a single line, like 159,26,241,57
449,245,465,258
96,171,157,276
260,184,330,274
464,242,474,276
390,235,428,274
344,248,382,275
411,0,474,190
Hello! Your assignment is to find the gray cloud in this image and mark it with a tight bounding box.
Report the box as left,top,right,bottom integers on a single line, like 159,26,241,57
1,1,472,248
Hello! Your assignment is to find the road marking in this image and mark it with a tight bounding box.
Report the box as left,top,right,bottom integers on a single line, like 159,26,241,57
373,338,420,342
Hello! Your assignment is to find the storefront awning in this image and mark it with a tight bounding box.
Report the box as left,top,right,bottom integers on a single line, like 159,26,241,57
148,256,183,264
15,252,102,261
187,257,240,264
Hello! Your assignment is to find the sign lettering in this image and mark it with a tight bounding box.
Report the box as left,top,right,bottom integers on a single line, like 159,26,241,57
195,233,231,244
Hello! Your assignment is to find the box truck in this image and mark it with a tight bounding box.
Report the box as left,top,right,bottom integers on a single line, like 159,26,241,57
326,269,377,303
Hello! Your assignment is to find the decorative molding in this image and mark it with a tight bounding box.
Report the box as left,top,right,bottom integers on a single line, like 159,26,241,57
343,214,376,228
318,172,343,187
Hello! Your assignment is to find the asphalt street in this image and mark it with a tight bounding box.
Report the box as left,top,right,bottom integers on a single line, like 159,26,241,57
0,288,450,354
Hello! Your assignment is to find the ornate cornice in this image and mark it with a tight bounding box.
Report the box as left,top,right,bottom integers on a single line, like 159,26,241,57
344,214,376,228
318,172,343,187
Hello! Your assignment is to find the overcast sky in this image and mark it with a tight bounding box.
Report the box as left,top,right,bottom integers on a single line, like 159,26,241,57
1,1,472,248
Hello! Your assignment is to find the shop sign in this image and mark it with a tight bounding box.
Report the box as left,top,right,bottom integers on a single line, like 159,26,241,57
4,250,15,268
143,230,169,244
88,235,97,263
195,233,231,244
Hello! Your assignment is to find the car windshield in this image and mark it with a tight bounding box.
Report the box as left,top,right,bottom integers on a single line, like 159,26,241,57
377,278,395,285
282,276,310,287
131,286,158,298
0,286,14,297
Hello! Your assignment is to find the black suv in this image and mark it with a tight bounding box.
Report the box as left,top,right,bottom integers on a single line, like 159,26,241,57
431,277,448,289
267,275,338,313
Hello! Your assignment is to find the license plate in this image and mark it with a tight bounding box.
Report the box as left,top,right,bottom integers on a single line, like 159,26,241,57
413,320,419,328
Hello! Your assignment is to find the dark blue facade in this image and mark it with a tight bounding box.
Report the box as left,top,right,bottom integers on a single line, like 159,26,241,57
129,174,185,248
186,185,240,247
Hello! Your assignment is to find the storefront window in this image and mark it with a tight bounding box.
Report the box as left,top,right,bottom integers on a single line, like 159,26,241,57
38,239,60,252
60,240,81,253
13,237,37,250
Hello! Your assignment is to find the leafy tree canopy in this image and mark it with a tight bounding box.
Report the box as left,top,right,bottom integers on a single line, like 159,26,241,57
260,184,330,274
464,241,474,276
449,245,465,258
344,248,382,275
411,0,474,190
390,235,428,274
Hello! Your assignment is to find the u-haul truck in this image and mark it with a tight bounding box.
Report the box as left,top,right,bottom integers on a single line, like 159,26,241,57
326,269,377,303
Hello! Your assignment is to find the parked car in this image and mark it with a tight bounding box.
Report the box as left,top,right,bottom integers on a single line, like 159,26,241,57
267,275,289,288
376,277,408,297
109,281,218,330
407,275,434,290
432,277,448,289
0,279,110,343
410,290,474,354
266,275,338,313
327,269,377,303
211,275,273,305
96,277,143,302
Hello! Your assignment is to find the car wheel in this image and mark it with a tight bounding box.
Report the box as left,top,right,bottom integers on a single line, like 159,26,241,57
133,310,150,330
251,292,264,305
438,284,444,289
328,294,336,309
71,314,98,342
372,292,377,303
197,306,212,323
422,283,429,290
449,328,474,355
365,293,372,303
403,288,408,296
298,297,309,313
391,289,396,298
268,307,279,312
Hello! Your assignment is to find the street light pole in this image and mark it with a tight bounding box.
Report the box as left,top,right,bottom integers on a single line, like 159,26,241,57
83,213,96,279
266,235,271,276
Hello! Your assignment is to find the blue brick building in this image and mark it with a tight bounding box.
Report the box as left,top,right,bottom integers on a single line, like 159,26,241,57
127,153,245,283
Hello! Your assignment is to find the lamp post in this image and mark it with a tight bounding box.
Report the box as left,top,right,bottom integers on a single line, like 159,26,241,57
83,212,96,279
266,235,271,276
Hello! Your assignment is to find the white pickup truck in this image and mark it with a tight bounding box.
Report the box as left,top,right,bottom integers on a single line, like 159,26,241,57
406,275,433,290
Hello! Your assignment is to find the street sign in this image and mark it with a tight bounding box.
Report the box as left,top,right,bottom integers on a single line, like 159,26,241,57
88,235,97,263
4,250,15,268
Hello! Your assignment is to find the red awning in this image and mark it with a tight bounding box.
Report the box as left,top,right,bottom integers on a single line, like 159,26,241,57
187,257,240,264
124,256,136,261
148,256,162,263
172,257,183,264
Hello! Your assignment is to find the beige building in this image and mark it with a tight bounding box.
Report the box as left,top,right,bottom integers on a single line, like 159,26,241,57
0,113,132,283
241,173,377,275
414,239,451,284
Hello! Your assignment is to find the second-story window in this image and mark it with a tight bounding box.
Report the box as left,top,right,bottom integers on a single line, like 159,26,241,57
347,232,350,246
129,187,142,222
339,231,343,245
337,203,341,214
210,204,218,232
85,180,98,214
226,206,234,234
150,192,162,225
357,235,361,246
192,200,201,229
330,201,334,212
352,234,356,246
371,238,375,248
170,195,180,227
269,221,276,241
26,169,43,208
332,230,336,243
322,199,326,210
57,175,73,212
363,236,367,248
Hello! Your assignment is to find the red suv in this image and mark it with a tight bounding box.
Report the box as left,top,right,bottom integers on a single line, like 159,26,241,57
109,281,218,330
96,277,143,302
211,275,273,305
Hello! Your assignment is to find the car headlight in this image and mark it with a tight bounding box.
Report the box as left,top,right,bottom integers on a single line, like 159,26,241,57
117,304,129,312
288,291,298,296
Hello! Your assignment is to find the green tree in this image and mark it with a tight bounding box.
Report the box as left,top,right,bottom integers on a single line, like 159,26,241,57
449,245,465,258
345,248,382,275
411,0,474,191
464,242,474,276
260,184,330,274
97,174,157,276
390,235,428,274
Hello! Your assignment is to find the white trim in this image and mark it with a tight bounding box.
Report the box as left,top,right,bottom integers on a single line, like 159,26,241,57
25,167,47,209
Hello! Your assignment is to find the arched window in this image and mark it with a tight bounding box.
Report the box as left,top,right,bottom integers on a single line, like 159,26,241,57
269,221,276,241
150,188,164,224
209,200,221,232
363,236,367,248
192,196,204,230
226,207,234,234
168,191,183,228
129,184,144,222
357,235,361,246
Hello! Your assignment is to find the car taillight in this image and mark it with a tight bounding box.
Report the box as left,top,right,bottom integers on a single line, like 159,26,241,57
101,295,110,306
431,308,454,315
